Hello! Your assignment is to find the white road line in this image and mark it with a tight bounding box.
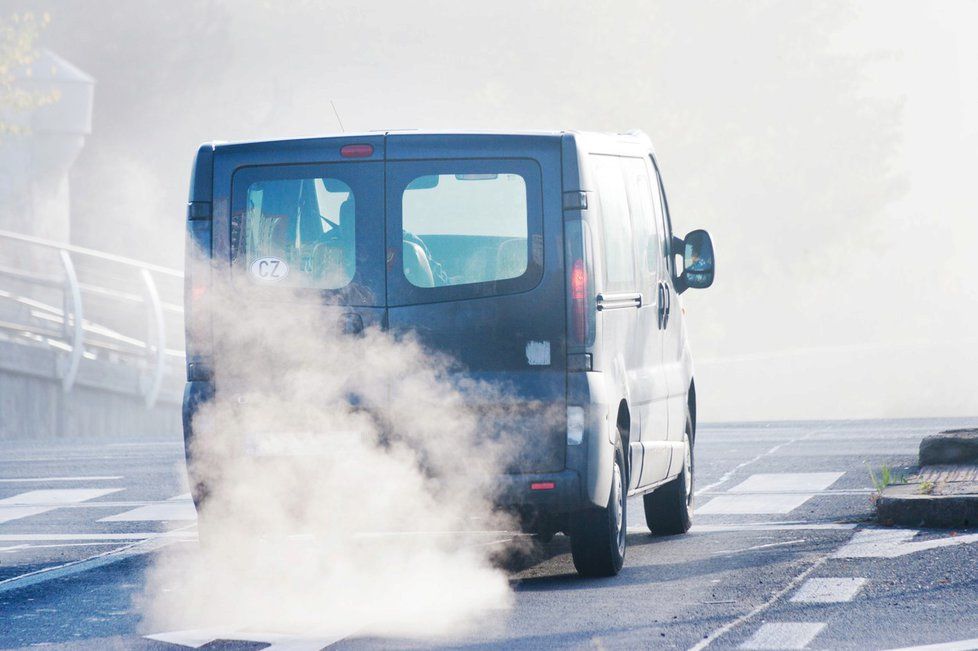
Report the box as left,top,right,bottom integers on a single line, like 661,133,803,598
687,555,831,651
696,473,843,515
728,474,846,493
884,638,978,651
98,493,197,522
692,424,846,496
834,529,978,559
0,527,193,595
0,488,122,523
145,628,354,650
0,531,196,542
0,476,123,483
739,623,826,650
0,541,122,551
713,539,807,555
627,522,857,535
791,577,867,603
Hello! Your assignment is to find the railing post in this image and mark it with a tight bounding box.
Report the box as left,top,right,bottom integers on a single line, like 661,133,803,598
140,268,166,409
58,249,84,392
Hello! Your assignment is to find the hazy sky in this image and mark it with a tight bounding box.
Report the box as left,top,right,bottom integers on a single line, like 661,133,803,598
11,0,978,420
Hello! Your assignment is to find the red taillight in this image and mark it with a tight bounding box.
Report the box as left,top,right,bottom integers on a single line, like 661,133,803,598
530,482,556,491
340,144,374,158
571,258,587,346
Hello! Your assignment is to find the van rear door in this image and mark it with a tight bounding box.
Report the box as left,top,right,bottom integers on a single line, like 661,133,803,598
384,134,567,473
215,136,388,330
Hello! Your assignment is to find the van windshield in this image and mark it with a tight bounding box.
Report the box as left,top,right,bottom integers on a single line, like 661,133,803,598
401,173,529,288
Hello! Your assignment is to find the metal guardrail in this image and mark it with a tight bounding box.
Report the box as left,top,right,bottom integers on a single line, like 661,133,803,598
0,228,184,408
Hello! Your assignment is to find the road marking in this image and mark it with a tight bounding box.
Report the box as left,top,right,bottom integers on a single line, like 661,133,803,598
687,555,831,651
791,577,867,603
696,473,844,515
145,628,354,650
713,538,807,555
0,476,123,483
697,489,873,496
0,528,191,595
694,437,812,497
884,638,978,651
628,522,857,535
0,488,122,523
98,493,197,522
0,541,121,551
739,623,826,649
0,531,195,542
833,529,978,559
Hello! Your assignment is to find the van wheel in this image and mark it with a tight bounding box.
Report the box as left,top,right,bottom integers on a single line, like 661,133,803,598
570,445,626,577
644,413,693,536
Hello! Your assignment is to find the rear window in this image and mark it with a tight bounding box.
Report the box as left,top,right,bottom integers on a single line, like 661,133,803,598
385,159,544,305
401,173,528,288
244,176,355,289
230,161,386,305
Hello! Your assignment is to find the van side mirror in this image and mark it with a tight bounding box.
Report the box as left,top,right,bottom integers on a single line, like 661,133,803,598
675,229,715,294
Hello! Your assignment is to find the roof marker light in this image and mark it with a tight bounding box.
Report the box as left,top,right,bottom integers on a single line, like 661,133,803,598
341,144,374,158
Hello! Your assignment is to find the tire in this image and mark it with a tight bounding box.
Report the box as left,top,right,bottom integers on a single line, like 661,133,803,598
570,445,626,577
643,410,694,536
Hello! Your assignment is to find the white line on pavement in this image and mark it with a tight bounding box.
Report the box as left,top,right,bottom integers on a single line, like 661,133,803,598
739,623,826,650
833,529,978,559
0,531,196,542
0,530,189,595
0,488,123,523
145,628,356,650
687,556,831,651
98,493,197,522
790,577,867,603
0,476,124,483
628,522,857,535
713,539,807,555
884,638,978,651
696,473,844,515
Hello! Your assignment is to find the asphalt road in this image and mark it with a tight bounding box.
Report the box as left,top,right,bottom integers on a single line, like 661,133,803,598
2,418,977,650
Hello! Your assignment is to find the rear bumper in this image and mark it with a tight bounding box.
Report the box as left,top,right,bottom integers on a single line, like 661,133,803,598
494,469,582,515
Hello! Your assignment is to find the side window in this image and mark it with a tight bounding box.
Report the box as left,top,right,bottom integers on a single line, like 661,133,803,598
621,157,660,299
649,157,674,277
401,173,529,288
590,155,636,292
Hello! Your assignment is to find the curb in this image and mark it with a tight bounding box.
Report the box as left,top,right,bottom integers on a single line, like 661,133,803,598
877,485,978,529
919,428,978,466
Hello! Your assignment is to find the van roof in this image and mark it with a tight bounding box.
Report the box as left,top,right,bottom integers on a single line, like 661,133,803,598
208,129,656,156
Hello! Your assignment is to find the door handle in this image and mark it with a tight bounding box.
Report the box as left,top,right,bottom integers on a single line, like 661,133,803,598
657,283,666,329
663,283,671,328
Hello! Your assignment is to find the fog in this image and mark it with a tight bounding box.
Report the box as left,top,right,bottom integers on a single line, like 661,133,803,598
9,0,978,420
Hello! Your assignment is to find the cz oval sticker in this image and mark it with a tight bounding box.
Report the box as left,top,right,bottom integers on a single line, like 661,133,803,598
250,257,289,282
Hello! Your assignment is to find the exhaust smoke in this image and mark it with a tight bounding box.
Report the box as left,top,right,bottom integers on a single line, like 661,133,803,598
141,255,544,641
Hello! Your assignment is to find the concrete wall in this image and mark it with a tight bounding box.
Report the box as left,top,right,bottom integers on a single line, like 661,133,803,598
0,340,182,440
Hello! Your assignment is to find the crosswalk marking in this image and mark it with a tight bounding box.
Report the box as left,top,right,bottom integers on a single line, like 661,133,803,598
145,628,354,650
695,473,844,515
0,488,122,524
791,577,866,603
98,493,196,522
834,529,978,559
740,623,826,649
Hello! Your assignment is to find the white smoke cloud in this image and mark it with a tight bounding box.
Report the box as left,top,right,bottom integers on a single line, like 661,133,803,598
139,251,551,640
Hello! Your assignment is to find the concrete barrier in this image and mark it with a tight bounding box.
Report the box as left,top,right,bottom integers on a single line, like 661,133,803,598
0,340,182,440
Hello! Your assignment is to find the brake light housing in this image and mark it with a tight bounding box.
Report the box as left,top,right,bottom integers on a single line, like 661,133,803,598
564,219,595,350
